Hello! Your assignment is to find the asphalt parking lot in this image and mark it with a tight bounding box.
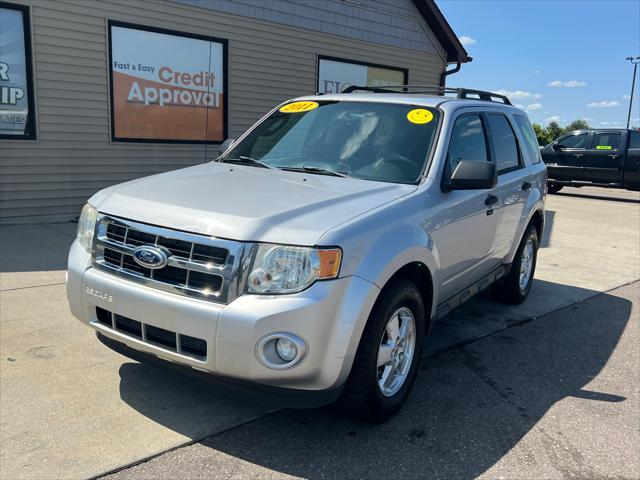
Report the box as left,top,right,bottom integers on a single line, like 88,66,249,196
1,186,639,480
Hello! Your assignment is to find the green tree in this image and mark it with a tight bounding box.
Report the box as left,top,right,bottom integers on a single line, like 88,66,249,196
546,121,563,142
532,123,550,146
563,119,590,133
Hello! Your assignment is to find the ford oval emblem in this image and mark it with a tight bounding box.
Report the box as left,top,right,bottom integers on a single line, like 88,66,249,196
132,245,169,270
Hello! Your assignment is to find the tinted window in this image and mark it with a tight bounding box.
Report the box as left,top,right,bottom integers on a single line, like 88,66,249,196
445,114,488,179
592,133,621,150
559,133,589,149
487,114,520,172
514,115,542,164
630,131,640,149
223,101,440,184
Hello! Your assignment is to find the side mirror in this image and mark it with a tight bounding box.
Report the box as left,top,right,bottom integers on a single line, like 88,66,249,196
552,143,563,151
220,138,236,152
446,160,497,191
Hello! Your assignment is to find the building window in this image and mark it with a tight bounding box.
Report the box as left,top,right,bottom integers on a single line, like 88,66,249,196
108,21,228,143
316,55,407,94
0,2,36,140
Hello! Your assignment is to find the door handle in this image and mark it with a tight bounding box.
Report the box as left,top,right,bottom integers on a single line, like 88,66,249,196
608,154,620,159
574,153,584,158
522,181,532,191
485,194,498,206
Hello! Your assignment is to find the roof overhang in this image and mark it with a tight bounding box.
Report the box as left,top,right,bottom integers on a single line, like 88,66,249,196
411,0,471,64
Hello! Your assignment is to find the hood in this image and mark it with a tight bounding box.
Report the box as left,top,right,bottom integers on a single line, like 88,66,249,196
90,162,416,245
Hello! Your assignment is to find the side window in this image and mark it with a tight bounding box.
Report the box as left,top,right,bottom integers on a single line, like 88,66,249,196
445,114,488,179
513,114,542,164
559,133,589,149
592,132,621,151
487,114,520,173
630,131,640,149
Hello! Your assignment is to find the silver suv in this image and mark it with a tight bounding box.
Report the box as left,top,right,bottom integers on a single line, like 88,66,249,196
67,87,546,421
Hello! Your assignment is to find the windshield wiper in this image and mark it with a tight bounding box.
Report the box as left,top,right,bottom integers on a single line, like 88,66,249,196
278,166,349,178
221,155,273,169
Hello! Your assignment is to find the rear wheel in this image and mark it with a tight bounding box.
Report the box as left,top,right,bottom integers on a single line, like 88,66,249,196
492,224,539,305
547,182,563,194
336,279,425,422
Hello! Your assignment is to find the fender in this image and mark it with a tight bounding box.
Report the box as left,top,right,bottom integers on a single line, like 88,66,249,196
319,193,440,319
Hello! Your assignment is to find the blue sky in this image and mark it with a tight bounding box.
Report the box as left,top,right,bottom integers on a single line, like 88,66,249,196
437,0,640,128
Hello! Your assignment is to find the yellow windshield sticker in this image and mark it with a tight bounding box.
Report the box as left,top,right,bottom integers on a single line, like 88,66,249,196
596,145,612,150
279,101,319,113
407,108,433,124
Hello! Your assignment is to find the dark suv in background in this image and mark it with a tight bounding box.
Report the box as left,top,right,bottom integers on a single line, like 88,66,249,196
541,129,640,193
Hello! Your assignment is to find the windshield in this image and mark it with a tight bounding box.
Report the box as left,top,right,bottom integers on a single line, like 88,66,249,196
220,101,440,184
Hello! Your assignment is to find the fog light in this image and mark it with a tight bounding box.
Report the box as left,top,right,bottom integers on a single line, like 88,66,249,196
255,333,308,370
276,338,297,362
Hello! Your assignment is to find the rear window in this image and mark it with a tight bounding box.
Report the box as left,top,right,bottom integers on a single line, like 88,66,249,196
592,132,621,150
487,114,520,173
221,101,440,184
513,115,542,164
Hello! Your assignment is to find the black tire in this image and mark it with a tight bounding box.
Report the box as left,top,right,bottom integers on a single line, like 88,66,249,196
547,183,563,194
492,224,539,305
336,279,426,422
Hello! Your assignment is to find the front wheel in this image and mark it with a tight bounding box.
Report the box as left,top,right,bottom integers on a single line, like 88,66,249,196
492,224,539,305
336,279,426,422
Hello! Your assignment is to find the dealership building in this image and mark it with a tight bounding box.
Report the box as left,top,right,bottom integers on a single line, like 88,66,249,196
0,0,469,224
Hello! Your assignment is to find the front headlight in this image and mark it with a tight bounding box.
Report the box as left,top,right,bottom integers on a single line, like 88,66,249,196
247,244,342,294
76,203,97,253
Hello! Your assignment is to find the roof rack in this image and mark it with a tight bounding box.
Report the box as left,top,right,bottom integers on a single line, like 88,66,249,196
339,85,512,106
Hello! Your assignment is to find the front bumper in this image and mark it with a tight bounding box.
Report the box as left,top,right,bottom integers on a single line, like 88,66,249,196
67,240,379,393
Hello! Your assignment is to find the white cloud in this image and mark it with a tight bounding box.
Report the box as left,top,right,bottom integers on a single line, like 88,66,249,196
600,122,611,125
587,100,621,108
547,80,587,88
623,94,631,100
515,103,543,112
534,70,541,75
546,116,561,123
564,80,587,88
495,89,542,100
459,35,476,46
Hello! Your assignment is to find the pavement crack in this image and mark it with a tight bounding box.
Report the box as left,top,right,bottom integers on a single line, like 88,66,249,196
1,282,66,292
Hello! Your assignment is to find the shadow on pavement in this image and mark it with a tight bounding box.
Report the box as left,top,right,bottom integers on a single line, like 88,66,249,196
112,281,631,479
553,190,640,204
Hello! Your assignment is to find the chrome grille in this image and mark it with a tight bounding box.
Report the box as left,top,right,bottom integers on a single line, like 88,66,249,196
92,214,246,304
